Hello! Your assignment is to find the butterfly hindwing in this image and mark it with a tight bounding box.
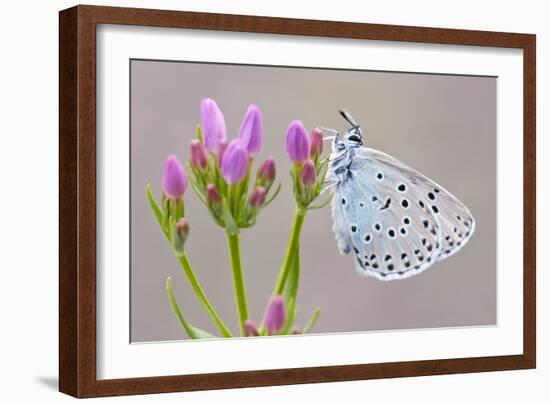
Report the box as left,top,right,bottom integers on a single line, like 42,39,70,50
331,146,475,281
355,147,476,262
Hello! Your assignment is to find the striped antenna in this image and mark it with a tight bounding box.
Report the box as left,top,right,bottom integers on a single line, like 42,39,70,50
339,109,359,128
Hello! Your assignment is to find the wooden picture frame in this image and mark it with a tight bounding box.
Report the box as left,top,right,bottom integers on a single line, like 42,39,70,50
59,4,536,398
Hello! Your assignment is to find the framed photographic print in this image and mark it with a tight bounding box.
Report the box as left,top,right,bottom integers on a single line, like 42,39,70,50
59,4,536,398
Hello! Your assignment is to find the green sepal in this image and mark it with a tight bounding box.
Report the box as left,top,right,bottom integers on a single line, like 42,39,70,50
170,216,187,256
262,182,282,209
162,196,170,231
173,198,185,220
196,124,203,143
166,277,216,339
188,173,208,206
221,199,239,235
238,159,253,207
307,193,333,210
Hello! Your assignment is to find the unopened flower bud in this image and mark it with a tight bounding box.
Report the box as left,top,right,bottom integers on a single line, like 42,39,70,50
163,155,187,198
172,218,190,254
310,128,324,158
217,138,228,165
206,184,221,206
264,295,285,335
285,120,310,163
257,156,276,187
201,98,227,152
239,104,263,157
300,159,317,187
221,139,248,185
249,186,266,208
244,320,259,337
190,139,207,170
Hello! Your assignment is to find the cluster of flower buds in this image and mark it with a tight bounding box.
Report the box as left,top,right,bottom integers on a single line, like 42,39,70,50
285,121,328,209
188,99,280,233
160,155,190,255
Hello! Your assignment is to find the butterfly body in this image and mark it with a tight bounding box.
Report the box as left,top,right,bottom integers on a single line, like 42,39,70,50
325,111,475,281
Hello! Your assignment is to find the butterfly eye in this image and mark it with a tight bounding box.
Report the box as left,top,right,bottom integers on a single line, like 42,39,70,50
348,134,361,143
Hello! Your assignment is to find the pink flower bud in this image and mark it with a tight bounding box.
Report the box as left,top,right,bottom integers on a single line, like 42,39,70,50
176,218,189,237
257,157,276,186
285,120,310,163
264,295,285,335
201,98,227,152
239,104,263,157
206,184,221,206
300,159,317,186
221,139,248,185
162,155,187,198
190,139,207,170
217,138,228,165
249,186,266,208
244,320,259,337
172,218,190,253
310,128,324,158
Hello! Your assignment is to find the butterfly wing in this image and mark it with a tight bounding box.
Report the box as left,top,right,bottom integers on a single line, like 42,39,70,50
331,146,475,281
357,147,476,261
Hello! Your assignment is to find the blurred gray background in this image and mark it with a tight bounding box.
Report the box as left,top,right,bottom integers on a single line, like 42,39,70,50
130,59,496,342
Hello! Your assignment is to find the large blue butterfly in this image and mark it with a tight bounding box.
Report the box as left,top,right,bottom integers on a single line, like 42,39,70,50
324,110,475,281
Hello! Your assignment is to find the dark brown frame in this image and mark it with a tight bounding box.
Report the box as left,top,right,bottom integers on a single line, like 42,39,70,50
59,4,536,398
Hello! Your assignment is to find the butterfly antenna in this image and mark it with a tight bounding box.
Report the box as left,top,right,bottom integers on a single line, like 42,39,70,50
339,109,359,128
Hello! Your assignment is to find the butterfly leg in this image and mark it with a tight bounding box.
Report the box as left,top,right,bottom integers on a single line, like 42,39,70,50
320,180,338,195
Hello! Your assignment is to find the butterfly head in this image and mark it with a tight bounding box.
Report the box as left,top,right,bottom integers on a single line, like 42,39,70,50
339,110,363,147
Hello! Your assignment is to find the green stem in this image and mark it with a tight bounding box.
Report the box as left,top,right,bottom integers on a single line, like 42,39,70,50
177,253,232,337
227,233,249,335
284,241,300,301
146,185,232,337
273,209,307,295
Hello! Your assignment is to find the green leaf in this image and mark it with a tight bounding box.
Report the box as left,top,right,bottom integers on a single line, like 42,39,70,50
303,307,321,333
146,183,164,227
281,296,296,335
146,183,170,240
166,277,216,339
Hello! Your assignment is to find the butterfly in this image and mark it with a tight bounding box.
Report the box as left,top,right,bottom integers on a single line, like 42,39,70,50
322,110,475,281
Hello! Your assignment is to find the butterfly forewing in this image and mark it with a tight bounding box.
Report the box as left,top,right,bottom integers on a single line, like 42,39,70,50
331,146,475,281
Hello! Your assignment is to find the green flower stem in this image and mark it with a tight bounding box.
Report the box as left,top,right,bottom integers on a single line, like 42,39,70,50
273,208,307,295
227,233,249,335
177,253,232,338
284,240,300,299
146,184,232,337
